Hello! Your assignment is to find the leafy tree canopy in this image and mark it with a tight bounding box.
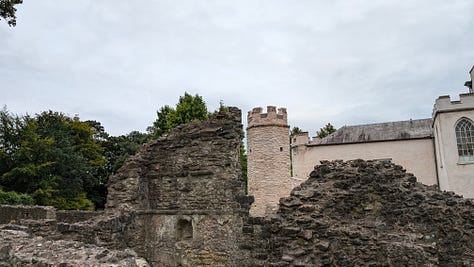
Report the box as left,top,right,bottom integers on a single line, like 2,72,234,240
0,188,34,205
0,108,105,210
0,0,22,26
148,92,208,139
101,131,150,175
316,123,336,138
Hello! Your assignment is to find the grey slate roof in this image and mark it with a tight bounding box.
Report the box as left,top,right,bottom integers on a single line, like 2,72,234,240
313,118,433,146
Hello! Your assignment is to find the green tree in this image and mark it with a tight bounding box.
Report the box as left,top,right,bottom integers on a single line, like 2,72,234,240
102,131,150,175
0,188,34,205
0,109,106,210
316,123,336,138
290,127,303,136
167,92,208,130
148,92,208,139
0,0,22,26
148,105,173,139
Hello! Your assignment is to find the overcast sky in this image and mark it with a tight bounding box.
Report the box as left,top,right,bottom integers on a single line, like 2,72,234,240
1,1,473,136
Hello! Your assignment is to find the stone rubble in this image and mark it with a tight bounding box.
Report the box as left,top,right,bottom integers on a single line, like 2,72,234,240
245,159,474,266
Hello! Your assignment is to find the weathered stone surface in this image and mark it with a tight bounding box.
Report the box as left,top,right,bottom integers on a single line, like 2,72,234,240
56,210,104,223
245,159,474,266
2,109,474,266
105,107,249,266
0,225,149,266
0,205,56,224
106,107,245,213
0,108,249,267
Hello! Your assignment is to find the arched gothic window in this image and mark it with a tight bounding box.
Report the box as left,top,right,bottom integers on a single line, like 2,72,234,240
455,118,474,162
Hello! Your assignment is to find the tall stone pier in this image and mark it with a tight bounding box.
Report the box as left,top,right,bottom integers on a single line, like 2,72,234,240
106,107,252,266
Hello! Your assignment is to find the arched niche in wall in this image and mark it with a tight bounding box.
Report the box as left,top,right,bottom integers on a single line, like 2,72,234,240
176,217,193,240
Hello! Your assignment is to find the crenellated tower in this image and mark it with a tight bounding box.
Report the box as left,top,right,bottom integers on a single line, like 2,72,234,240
247,106,292,216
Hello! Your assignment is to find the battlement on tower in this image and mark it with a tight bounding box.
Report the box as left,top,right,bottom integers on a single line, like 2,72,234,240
432,93,474,119
247,106,288,129
246,105,291,216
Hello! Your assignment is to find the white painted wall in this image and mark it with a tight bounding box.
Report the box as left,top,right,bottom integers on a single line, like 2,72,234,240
433,96,474,198
292,138,438,186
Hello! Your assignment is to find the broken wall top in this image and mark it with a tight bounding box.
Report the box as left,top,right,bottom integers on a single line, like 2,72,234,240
247,159,474,266
106,107,246,214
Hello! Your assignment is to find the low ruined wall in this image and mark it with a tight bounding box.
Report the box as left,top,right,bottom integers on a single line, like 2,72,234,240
56,210,104,223
0,224,149,266
0,205,56,224
0,205,103,225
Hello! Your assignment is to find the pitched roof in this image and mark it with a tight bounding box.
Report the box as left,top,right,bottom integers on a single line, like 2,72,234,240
313,118,433,146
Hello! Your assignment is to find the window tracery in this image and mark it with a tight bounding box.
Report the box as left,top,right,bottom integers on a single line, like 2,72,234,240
455,118,474,162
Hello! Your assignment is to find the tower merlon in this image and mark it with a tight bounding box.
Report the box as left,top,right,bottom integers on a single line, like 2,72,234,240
247,105,289,129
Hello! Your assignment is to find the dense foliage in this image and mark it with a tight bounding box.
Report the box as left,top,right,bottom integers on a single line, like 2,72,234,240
0,109,104,210
0,0,22,26
0,93,249,210
0,188,34,205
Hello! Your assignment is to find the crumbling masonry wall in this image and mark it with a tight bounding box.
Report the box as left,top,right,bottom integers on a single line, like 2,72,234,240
241,160,474,266
0,107,253,267
106,107,252,266
0,205,56,224
2,108,474,266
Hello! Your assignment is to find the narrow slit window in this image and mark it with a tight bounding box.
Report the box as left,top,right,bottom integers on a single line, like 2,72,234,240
455,118,474,162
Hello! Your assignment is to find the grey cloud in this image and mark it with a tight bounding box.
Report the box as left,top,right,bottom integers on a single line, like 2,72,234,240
1,0,473,136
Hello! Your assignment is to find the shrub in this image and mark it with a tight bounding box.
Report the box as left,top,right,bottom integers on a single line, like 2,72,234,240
0,189,35,205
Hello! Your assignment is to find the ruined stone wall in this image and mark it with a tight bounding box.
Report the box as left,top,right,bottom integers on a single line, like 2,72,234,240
0,205,106,225
106,107,251,267
0,108,252,267
0,205,56,224
4,106,474,266
242,160,474,266
56,210,104,223
247,106,292,216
